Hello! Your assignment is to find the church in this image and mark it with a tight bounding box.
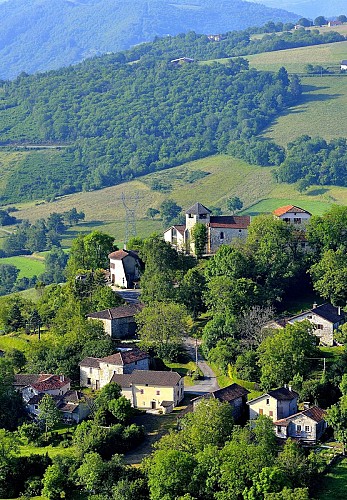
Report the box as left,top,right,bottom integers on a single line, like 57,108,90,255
164,202,250,255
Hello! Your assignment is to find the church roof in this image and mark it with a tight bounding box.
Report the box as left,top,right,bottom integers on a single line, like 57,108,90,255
186,202,211,215
209,215,250,229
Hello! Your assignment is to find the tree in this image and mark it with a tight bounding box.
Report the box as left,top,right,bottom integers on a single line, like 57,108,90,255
76,452,109,493
0,429,19,466
191,222,207,258
44,246,68,284
258,321,317,389
108,396,133,423
135,302,190,360
67,231,116,276
309,248,347,305
46,213,66,234
326,403,347,454
42,464,66,500
160,199,182,227
38,394,61,440
226,196,243,214
306,205,347,255
0,264,19,295
146,207,160,219
179,266,206,318
6,349,26,372
64,207,85,226
297,17,312,27
236,305,274,349
147,449,197,500
337,15,347,23
314,16,327,26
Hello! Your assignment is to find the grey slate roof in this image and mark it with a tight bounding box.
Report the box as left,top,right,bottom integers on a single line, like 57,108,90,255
268,387,299,401
111,370,181,387
212,383,250,402
312,303,345,324
87,303,144,320
185,202,211,215
79,349,149,368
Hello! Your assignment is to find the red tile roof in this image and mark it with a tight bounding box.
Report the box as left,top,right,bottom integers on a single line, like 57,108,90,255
274,406,326,425
31,375,70,392
273,205,311,217
209,215,250,229
108,249,140,260
79,349,149,368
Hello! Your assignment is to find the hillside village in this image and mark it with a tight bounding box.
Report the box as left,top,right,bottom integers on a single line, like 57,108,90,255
1,12,347,500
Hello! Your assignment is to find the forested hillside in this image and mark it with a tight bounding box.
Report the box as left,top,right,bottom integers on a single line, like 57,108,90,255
0,0,299,79
248,0,346,18
0,54,301,204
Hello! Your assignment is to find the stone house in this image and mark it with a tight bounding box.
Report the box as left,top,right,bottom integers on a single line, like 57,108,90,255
79,348,150,389
27,390,90,423
87,303,144,339
164,202,250,255
267,303,346,346
111,370,184,412
274,406,327,443
340,60,347,71
108,249,142,288
193,383,250,424
248,387,299,422
14,374,71,403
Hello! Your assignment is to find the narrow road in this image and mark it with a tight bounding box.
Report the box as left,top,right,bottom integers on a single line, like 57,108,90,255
183,336,219,394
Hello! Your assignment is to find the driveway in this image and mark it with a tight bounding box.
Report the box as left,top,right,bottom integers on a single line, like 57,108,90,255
183,336,219,394
114,288,141,304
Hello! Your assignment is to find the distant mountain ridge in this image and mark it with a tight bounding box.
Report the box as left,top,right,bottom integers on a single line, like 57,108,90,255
0,0,299,79
248,0,346,18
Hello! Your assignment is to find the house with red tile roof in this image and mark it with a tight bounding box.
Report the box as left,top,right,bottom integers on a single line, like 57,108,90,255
274,406,327,443
108,249,142,288
164,202,250,255
273,205,311,225
14,374,71,403
79,348,150,389
87,303,144,338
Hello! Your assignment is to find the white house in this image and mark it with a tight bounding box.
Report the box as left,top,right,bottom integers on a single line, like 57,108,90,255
274,406,327,443
248,386,299,422
79,349,150,389
111,370,184,412
267,303,346,346
87,303,144,339
14,374,71,403
341,60,347,71
164,202,250,255
273,205,311,226
108,249,142,288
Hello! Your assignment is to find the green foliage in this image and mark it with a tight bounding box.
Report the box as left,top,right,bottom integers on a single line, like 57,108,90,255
67,231,117,276
276,136,347,187
226,196,244,214
136,302,190,360
0,264,19,295
38,394,62,439
0,50,302,204
160,199,182,228
191,222,208,258
309,248,347,306
258,321,318,389
43,246,68,284
228,138,285,166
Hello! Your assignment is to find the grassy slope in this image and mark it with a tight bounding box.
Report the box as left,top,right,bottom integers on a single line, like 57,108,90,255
317,458,347,500
0,255,45,278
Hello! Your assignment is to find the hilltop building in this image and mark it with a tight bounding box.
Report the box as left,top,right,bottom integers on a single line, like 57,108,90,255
164,202,250,255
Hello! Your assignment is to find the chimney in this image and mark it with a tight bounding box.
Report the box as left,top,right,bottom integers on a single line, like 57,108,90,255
59,374,64,382
288,385,292,392
303,402,310,410
313,302,317,310
338,306,341,316
284,383,287,389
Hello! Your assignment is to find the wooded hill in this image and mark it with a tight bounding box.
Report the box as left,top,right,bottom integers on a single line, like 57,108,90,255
0,0,299,79
0,50,301,205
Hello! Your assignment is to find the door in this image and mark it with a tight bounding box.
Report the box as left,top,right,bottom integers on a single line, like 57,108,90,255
151,401,156,409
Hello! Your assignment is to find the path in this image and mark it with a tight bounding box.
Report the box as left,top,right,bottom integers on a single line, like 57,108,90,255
183,336,219,394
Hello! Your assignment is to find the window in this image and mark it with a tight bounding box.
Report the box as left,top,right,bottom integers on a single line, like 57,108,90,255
294,218,302,224
266,398,270,405
135,361,138,365
220,231,224,239
156,390,160,395
145,384,148,387
140,389,144,394
259,409,263,415
277,426,282,433
305,425,310,432
199,214,207,219
269,411,273,417
87,378,91,385
296,425,302,433
317,324,323,330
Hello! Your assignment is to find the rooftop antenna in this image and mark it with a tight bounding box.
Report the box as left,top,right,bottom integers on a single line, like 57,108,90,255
121,191,139,247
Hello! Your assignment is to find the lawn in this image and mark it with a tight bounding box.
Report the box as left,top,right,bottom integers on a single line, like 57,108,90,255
317,458,347,499
18,443,76,459
0,255,45,278
242,197,333,216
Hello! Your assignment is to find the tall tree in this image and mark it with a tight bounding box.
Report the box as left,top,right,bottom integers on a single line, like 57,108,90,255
191,223,207,258
38,394,61,440
160,199,182,228
226,196,243,214
135,302,190,360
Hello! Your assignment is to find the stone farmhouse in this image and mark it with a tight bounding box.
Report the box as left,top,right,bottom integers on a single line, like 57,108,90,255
108,249,142,288
274,406,327,442
13,374,90,423
267,303,346,346
79,348,150,390
273,205,311,225
164,202,250,255
87,303,144,339
111,370,184,413
248,386,327,443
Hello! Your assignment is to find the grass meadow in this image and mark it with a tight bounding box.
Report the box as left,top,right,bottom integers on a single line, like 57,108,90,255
0,255,45,278
317,458,347,499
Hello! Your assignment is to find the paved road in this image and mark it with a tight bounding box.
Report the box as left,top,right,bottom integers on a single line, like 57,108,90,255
183,336,219,394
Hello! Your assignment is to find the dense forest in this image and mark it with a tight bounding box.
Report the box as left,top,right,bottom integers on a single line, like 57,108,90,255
0,56,300,204
0,0,299,79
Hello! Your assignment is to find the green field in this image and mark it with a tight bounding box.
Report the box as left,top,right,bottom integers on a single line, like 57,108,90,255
0,255,45,278
317,458,347,499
